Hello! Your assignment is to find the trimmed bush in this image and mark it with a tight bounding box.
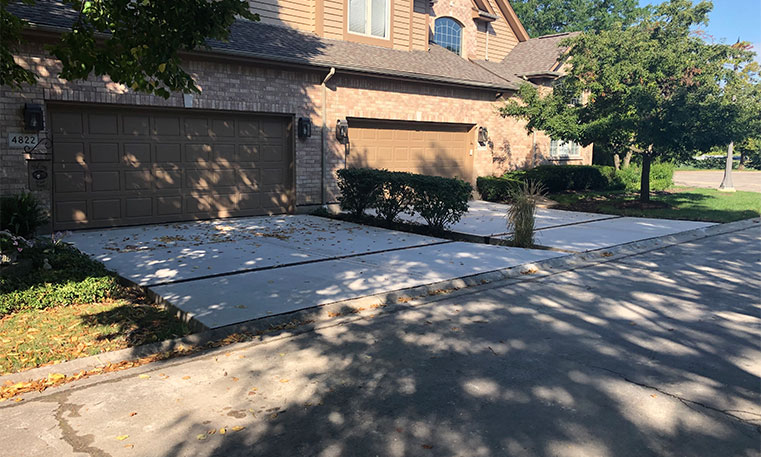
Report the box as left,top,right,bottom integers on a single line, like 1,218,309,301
476,175,523,202
0,192,48,238
409,174,472,230
336,168,472,230
617,162,675,192
336,168,383,217
505,165,618,193
373,171,416,223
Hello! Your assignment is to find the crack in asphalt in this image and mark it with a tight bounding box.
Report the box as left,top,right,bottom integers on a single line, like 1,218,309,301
590,365,761,437
44,392,112,457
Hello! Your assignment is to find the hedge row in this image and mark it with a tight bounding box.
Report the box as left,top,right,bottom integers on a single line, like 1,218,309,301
336,168,472,230
477,163,675,201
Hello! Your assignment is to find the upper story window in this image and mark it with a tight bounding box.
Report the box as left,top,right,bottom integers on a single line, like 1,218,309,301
434,17,463,55
348,0,389,39
550,140,581,159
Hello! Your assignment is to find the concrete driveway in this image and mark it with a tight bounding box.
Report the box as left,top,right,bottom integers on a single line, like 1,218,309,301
4,223,758,457
674,170,761,192
68,216,564,329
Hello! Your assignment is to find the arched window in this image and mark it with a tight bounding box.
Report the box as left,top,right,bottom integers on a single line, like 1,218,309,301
434,17,463,55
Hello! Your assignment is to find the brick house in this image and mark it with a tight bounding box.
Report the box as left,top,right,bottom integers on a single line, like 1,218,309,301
2,0,591,231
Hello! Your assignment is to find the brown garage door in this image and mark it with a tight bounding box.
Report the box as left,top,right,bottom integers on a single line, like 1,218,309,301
50,105,293,230
347,119,474,181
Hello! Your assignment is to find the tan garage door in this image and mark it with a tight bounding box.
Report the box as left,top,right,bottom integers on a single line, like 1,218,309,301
50,105,293,230
347,119,474,181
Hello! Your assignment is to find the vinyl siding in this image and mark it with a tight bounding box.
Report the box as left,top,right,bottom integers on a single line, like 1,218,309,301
484,0,518,60
323,0,344,39
249,0,315,32
411,0,429,51
393,0,412,50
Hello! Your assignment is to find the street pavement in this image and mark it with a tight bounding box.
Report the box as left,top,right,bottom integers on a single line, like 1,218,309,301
2,225,759,457
674,170,761,192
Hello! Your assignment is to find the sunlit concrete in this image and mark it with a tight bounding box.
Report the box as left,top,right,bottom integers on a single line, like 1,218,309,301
67,215,443,285
497,217,716,252
153,242,565,328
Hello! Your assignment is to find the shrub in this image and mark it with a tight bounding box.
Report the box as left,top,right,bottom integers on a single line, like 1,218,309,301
1,242,121,315
506,180,546,248
476,176,522,202
373,171,416,223
336,168,383,217
409,174,472,230
0,192,48,237
617,162,675,192
507,165,617,193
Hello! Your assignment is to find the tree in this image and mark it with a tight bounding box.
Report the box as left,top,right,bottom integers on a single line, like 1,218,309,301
0,0,258,97
510,0,644,37
501,0,759,202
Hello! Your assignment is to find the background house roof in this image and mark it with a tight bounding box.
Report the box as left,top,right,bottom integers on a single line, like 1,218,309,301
9,1,571,92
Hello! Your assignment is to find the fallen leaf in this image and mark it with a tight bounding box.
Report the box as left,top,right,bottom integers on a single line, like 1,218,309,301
197,434,207,441
116,435,129,441
182,376,191,380
138,374,150,379
219,427,227,435
47,373,66,383
231,425,245,432
123,444,134,449
280,379,289,383
422,444,434,449
232,377,239,382
129,412,137,417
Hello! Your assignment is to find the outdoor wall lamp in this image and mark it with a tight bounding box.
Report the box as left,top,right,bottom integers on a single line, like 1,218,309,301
298,117,312,139
336,119,349,144
24,104,44,131
478,126,489,144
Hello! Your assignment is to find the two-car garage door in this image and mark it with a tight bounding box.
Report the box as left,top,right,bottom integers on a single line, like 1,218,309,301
50,105,294,230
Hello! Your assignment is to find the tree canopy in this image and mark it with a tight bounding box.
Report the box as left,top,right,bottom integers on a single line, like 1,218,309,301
501,0,761,201
510,0,644,37
0,0,258,97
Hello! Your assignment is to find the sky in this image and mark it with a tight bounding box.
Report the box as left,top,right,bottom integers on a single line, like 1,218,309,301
640,0,761,62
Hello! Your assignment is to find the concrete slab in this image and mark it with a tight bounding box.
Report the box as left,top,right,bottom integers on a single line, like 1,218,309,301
67,216,442,286
370,200,613,236
152,243,566,328
504,216,716,252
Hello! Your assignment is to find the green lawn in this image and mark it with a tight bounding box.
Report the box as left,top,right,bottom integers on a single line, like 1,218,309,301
549,187,761,223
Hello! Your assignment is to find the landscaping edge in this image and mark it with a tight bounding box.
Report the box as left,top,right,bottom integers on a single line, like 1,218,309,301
1,217,758,388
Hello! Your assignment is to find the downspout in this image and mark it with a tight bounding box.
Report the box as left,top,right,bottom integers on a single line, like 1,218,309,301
321,67,336,206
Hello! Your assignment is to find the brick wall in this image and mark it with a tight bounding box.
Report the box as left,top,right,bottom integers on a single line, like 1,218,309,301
2,40,590,221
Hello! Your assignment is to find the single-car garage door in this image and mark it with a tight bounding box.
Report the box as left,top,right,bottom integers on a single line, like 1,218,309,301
50,105,293,230
347,119,474,181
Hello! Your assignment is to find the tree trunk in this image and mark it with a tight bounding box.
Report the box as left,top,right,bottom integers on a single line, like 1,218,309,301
640,154,651,202
622,148,633,168
738,149,746,171
719,142,736,192
613,153,621,170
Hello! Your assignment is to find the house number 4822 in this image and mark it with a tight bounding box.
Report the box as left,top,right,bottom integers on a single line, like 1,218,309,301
8,133,39,149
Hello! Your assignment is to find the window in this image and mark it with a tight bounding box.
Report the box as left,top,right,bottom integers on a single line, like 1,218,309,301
550,139,581,159
348,0,388,39
434,17,463,55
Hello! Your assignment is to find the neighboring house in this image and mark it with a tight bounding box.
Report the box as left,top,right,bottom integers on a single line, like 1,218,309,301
1,0,591,231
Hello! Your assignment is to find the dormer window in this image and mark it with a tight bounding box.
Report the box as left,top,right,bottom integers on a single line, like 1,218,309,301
348,0,389,39
434,17,463,56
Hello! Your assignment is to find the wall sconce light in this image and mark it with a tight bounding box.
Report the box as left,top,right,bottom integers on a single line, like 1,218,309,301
24,104,44,131
478,126,489,144
336,119,349,144
297,117,312,139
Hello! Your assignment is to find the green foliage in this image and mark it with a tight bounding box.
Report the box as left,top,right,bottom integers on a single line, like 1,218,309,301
510,0,643,37
476,176,523,202
336,168,472,230
501,0,760,201
1,243,120,315
1,0,258,97
409,174,472,230
0,192,48,237
336,168,384,218
506,181,546,248
509,165,621,193
617,162,675,192
373,171,416,223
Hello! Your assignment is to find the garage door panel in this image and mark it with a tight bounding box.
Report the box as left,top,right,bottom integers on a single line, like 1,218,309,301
348,120,473,182
52,106,293,229
91,171,121,192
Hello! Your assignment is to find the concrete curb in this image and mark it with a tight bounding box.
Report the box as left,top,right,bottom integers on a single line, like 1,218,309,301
2,217,757,386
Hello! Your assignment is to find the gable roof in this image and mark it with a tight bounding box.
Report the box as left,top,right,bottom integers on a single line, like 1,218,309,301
10,0,520,91
473,32,578,82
